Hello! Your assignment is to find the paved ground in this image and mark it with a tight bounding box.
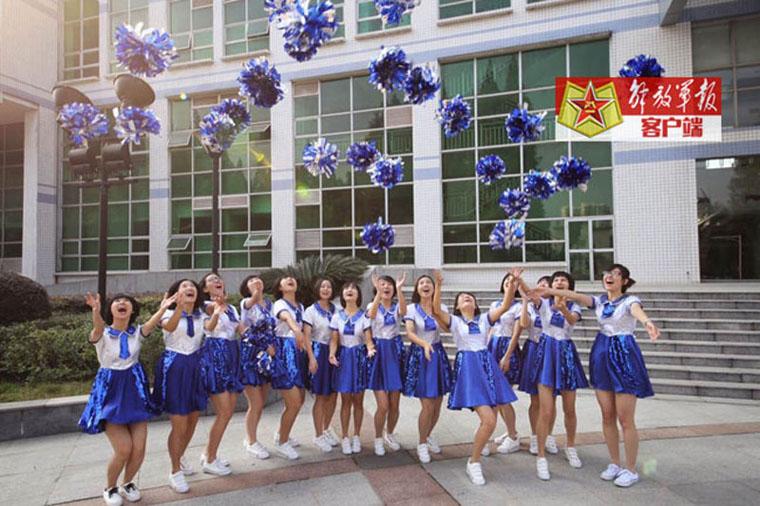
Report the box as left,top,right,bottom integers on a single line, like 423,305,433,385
2,391,760,505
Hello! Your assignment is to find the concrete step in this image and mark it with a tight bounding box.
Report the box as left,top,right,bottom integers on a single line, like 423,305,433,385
573,317,760,331
572,327,760,344
597,308,760,320
576,349,760,369
438,289,760,300
649,378,760,400
643,363,760,384
573,336,760,355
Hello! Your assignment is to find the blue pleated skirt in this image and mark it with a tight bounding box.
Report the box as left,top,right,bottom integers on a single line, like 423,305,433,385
448,349,518,410
533,335,589,396
309,341,334,395
79,364,153,434
201,338,244,395
590,333,654,398
239,338,270,387
271,336,307,390
152,350,208,415
518,340,540,395
367,336,404,392
332,345,368,394
402,342,452,398
488,335,522,384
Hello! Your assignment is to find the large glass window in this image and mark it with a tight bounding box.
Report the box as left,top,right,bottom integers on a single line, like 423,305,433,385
169,0,214,63
332,0,345,39
109,0,150,74
440,40,613,271
293,76,414,265
223,0,269,56
357,0,410,35
63,0,99,80
692,17,760,127
168,94,272,269
438,0,510,21
0,124,23,260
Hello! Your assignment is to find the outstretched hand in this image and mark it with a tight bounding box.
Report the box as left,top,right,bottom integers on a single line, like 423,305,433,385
160,292,177,311
645,320,661,341
396,272,407,290
85,292,101,313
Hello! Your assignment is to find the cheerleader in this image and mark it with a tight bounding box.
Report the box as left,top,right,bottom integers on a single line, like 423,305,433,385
198,273,245,476
402,274,452,464
303,278,339,452
366,272,407,456
80,292,173,506
239,274,276,460
151,279,207,494
535,264,660,488
328,281,369,455
431,270,519,486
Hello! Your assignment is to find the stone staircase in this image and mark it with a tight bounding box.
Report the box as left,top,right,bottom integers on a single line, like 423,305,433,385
433,290,760,401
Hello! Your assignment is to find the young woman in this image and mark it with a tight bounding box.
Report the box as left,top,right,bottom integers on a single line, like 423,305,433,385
366,272,407,456
432,270,519,486
535,264,660,488
402,274,452,464
303,278,339,452
151,279,208,494
80,292,173,506
328,281,369,455
239,274,276,460
198,273,245,476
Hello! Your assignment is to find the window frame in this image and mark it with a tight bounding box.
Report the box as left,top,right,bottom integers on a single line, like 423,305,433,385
62,0,100,81
168,0,214,64
222,0,270,57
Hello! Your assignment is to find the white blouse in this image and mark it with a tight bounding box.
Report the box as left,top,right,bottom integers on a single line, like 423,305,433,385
537,297,582,341
592,294,643,336
490,300,522,338
203,301,240,340
94,325,143,370
449,313,493,352
303,302,336,345
403,303,448,345
272,299,304,338
526,303,543,343
329,309,368,348
366,302,401,340
240,299,273,328
161,309,205,355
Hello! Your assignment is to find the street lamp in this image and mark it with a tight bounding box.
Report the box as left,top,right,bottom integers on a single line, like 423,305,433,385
204,146,222,274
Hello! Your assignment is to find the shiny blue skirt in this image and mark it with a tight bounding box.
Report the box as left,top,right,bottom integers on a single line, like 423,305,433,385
201,338,244,395
239,338,270,387
79,364,153,434
309,342,334,395
533,335,589,396
402,342,452,398
448,350,518,410
152,350,208,415
367,336,404,392
488,335,522,385
590,333,654,398
518,340,540,395
271,336,307,390
332,345,368,394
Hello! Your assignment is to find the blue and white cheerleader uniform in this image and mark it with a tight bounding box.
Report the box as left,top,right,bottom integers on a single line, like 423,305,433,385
330,309,370,394
402,303,453,399
532,298,589,396
304,302,336,396
200,302,243,395
589,295,654,398
366,302,405,392
487,300,523,385
517,303,543,395
271,299,308,390
152,310,208,415
79,325,153,434
239,299,277,387
448,313,518,410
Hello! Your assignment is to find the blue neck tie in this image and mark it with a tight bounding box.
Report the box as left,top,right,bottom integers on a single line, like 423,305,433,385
108,327,133,359
601,303,616,319
225,306,238,323
380,304,396,326
417,305,436,331
183,311,195,337
467,320,480,334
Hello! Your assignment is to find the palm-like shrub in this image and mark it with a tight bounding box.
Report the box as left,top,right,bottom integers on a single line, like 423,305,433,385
0,271,52,325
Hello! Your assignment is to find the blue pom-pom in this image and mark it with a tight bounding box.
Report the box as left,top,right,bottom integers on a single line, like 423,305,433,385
476,154,506,185
368,156,404,189
551,155,592,192
619,54,665,78
373,0,417,26
498,189,531,219
403,65,440,105
199,111,238,154
361,217,395,254
114,23,177,77
237,57,284,108
436,95,472,138
368,46,411,93
213,98,252,131
505,105,546,143
281,0,338,62
265,0,296,23
256,350,275,376
523,170,557,200
489,219,525,250
114,106,160,145
57,102,109,148
346,141,379,172
303,137,339,177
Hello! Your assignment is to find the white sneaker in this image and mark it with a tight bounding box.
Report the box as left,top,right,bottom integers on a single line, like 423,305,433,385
351,435,361,454
383,432,401,451
600,463,623,481
374,438,386,456
202,457,232,476
466,459,486,485
536,457,551,481
274,441,300,460
614,469,640,488
497,434,520,454
244,439,270,460
341,437,352,455
168,471,189,493
426,436,442,454
324,428,340,447
417,443,431,464
494,431,510,445
179,456,196,476
313,434,333,453
481,444,491,457
565,447,582,468
103,487,123,506
201,453,230,469
529,435,538,455
274,432,300,447
120,482,140,502
545,435,559,454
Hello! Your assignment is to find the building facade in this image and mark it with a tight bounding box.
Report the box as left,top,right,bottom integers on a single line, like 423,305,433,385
1,0,759,291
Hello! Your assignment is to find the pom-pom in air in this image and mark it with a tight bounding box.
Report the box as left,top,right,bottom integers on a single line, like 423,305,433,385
303,137,340,177
368,46,411,93
403,65,441,105
504,105,546,143
346,141,380,172
114,23,177,77
361,217,396,254
57,103,109,148
522,170,557,200
368,156,404,189
237,58,284,108
551,155,592,192
489,219,525,250
114,106,161,145
498,189,531,219
476,154,507,185
280,0,338,62
373,0,417,26
619,54,665,78
436,95,472,138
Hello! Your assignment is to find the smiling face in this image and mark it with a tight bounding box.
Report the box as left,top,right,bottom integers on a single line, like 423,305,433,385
203,273,225,298
246,276,263,296
378,278,394,300
179,280,198,302
280,276,297,294
415,276,434,300
455,292,476,313
318,280,333,301
537,277,551,289
342,284,358,303
603,268,625,292
552,275,570,290
110,297,133,321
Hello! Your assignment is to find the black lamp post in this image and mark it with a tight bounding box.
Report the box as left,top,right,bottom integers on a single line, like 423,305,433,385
204,147,222,274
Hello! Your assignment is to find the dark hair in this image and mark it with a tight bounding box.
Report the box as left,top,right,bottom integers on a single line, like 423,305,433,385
453,291,481,317
198,272,225,302
273,275,298,301
105,293,140,327
608,263,636,293
537,275,552,286
497,272,521,299
411,275,435,304
550,270,575,291
340,281,363,308
167,278,203,312
239,273,262,298
372,275,397,299
314,277,335,301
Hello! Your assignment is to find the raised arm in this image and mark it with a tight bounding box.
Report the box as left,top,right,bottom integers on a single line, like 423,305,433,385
630,302,661,341
488,271,519,323
518,293,530,328
534,287,594,308
554,296,581,325
501,319,523,372
431,270,451,331
85,292,105,343
162,290,186,332
204,295,224,332
367,272,382,320
396,273,407,318
141,292,176,336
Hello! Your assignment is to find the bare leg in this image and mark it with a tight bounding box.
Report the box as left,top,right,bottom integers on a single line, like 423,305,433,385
168,415,189,474
277,387,304,443
561,390,578,448
595,390,620,465
323,393,338,433
470,406,497,463
123,422,148,483
615,393,639,471
353,392,365,437
430,396,443,435
340,393,352,438
387,391,401,434
180,411,200,459
312,394,326,436
499,403,518,438
104,423,132,488
418,398,435,444
243,385,268,444
206,392,237,462
528,394,539,434
373,391,389,438
536,385,556,459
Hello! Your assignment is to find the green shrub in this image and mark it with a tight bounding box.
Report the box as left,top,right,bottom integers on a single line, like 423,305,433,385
0,272,52,325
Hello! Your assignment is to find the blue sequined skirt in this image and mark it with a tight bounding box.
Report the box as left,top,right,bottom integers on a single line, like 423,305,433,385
332,345,368,394
448,350,517,410
79,363,153,434
488,335,522,384
309,341,334,395
590,333,654,398
152,350,208,415
271,336,307,390
367,336,404,392
239,337,270,387
533,335,589,396
402,342,452,398
201,338,244,395
518,340,540,395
